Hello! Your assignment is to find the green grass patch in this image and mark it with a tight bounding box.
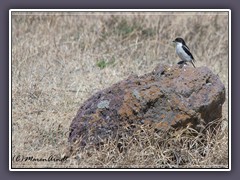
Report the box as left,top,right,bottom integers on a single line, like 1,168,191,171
96,58,115,70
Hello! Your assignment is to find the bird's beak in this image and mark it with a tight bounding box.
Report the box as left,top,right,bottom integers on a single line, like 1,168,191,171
173,40,176,43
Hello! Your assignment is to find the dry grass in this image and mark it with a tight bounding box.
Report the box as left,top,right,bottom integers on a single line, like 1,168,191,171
11,11,229,169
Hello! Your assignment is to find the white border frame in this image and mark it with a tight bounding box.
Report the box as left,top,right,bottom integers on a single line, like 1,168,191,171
9,9,231,171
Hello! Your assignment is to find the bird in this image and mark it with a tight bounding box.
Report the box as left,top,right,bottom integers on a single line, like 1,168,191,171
173,37,196,68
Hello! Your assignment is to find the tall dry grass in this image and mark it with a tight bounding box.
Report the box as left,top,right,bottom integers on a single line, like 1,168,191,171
11,11,229,168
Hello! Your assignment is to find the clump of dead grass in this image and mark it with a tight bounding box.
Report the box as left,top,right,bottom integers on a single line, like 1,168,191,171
67,118,228,168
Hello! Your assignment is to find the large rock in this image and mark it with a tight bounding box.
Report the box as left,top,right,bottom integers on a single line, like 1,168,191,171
68,64,225,148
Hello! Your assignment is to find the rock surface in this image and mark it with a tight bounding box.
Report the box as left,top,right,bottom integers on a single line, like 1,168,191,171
68,64,225,148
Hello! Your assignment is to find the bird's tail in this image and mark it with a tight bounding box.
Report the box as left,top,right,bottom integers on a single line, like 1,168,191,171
191,60,196,68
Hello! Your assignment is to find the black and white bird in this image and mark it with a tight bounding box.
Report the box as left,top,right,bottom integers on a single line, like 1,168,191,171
173,37,196,68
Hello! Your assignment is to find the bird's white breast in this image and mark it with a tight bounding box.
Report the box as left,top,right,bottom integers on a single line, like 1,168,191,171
176,43,192,61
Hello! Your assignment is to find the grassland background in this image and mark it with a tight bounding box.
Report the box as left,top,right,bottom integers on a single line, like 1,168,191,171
11,11,229,168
